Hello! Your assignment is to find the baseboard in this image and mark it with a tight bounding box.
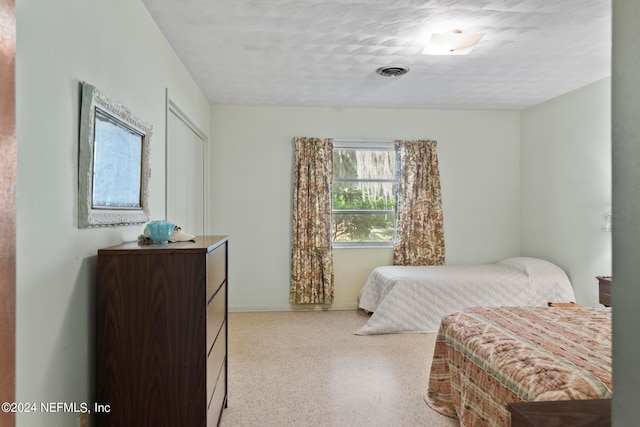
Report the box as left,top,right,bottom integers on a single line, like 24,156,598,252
229,303,359,312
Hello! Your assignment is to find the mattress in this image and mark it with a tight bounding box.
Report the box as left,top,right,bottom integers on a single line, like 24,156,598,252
356,257,576,335
426,306,612,427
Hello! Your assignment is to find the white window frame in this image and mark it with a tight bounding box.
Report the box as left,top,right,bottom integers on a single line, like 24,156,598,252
331,139,398,248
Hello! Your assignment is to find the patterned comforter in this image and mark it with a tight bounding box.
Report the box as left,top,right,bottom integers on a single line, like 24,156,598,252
356,257,576,335
426,306,612,427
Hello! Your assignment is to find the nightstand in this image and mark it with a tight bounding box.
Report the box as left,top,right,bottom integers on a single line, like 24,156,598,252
597,276,611,307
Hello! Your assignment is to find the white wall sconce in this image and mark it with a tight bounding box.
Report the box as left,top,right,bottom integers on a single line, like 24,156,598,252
422,29,485,55
601,205,612,232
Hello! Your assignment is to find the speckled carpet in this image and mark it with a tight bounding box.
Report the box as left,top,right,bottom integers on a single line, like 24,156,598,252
219,310,459,427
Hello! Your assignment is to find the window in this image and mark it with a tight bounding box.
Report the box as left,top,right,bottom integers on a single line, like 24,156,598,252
332,140,398,246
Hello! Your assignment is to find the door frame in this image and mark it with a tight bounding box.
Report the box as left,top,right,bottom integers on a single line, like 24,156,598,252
0,0,17,425
165,90,209,234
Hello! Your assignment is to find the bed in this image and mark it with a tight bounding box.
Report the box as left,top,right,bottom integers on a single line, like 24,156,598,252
426,306,612,427
356,257,576,335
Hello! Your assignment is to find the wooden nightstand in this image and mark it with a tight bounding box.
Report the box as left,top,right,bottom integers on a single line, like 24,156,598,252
597,276,611,307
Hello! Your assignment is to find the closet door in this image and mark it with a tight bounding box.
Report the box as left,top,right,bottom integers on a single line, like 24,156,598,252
166,100,206,235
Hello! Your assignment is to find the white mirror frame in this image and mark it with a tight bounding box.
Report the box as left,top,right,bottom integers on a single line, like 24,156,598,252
78,82,152,228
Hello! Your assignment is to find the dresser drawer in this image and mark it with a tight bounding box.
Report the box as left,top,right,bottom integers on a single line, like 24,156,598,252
206,243,227,299
207,358,226,427
207,320,226,406
206,282,226,354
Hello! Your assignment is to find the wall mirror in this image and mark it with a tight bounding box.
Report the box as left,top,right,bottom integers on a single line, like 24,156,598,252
78,82,152,228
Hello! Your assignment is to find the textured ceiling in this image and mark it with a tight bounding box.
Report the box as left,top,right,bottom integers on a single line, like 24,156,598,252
142,0,611,110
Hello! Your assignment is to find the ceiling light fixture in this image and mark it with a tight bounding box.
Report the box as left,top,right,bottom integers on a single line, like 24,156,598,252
422,29,485,55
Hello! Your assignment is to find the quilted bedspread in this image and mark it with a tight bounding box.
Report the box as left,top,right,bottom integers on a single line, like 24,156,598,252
426,306,612,427
356,257,576,335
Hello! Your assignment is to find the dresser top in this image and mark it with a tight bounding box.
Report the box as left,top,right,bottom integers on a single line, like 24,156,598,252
98,235,228,255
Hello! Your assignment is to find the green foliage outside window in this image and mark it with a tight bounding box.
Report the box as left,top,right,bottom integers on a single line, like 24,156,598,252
332,149,397,243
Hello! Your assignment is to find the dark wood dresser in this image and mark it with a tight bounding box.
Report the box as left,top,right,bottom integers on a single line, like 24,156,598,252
96,236,228,427
597,276,611,307
508,399,611,427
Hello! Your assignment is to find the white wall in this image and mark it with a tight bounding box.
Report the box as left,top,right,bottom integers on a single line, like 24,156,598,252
210,106,521,311
16,1,210,426
520,78,612,306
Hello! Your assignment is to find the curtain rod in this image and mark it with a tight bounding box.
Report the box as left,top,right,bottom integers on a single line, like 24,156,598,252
332,139,395,149
332,138,394,144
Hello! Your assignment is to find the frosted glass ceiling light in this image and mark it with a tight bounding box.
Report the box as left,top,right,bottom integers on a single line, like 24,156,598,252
423,29,485,55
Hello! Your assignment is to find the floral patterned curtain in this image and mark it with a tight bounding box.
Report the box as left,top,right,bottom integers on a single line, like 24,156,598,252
394,140,445,266
290,137,334,304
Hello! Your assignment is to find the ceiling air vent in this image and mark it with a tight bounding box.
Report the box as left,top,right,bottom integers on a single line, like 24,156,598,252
376,65,410,77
